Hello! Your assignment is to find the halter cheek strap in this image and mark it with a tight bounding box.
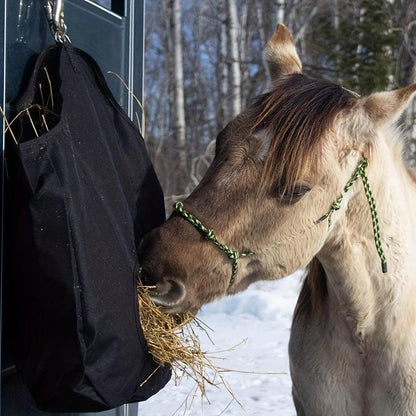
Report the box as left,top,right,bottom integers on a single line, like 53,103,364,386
315,157,387,273
173,202,254,286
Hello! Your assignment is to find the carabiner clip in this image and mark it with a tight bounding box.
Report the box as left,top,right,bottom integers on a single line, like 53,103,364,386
45,0,70,43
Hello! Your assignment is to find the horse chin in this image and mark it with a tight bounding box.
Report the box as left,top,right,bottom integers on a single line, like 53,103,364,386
150,294,194,314
149,286,202,315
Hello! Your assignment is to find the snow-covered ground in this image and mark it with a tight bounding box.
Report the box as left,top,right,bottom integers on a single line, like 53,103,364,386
140,271,304,416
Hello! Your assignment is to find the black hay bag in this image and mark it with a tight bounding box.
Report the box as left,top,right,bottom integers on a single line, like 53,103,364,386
6,42,171,412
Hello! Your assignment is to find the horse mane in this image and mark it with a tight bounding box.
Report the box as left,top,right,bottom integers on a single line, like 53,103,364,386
407,166,416,184
293,257,328,323
250,74,356,194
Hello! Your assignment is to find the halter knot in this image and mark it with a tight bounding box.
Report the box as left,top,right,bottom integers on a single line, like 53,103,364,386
228,250,240,260
330,196,343,211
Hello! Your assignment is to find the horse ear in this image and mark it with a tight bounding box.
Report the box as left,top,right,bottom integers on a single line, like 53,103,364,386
362,84,416,126
263,23,302,84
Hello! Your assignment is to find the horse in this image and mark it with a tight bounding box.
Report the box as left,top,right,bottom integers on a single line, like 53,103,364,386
139,24,416,415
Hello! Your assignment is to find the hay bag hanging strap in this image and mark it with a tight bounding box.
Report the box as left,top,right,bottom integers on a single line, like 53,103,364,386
6,43,170,412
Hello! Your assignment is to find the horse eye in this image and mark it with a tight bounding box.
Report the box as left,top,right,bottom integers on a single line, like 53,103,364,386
278,185,311,203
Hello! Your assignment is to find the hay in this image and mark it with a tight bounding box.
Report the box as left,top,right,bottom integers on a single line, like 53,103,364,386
137,279,239,400
137,281,196,369
2,69,142,144
1,66,60,143
107,71,145,137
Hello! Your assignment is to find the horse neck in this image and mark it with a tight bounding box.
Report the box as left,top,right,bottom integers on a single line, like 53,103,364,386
318,136,416,339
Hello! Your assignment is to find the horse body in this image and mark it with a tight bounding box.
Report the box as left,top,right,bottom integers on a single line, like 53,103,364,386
140,24,416,415
290,144,416,415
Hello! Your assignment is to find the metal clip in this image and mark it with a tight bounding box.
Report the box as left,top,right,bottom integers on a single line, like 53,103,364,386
45,0,70,43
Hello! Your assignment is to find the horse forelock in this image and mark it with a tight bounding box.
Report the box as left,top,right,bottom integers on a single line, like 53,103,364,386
250,74,356,194
244,75,353,321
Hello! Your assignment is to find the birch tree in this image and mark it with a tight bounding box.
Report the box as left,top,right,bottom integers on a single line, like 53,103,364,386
169,0,187,173
226,0,242,117
219,1,229,129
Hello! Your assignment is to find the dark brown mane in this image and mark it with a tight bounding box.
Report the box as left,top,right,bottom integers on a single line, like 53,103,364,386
293,257,328,323
408,166,416,184
250,74,356,193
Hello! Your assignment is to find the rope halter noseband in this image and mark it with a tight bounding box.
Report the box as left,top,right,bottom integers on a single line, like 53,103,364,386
173,157,387,285
173,202,254,286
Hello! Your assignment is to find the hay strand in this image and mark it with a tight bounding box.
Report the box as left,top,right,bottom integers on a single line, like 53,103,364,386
1,66,59,144
0,105,18,144
43,66,55,112
107,71,145,136
26,109,39,138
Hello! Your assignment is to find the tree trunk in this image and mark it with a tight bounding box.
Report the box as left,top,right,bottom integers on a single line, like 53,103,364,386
332,0,342,83
219,1,229,128
276,0,285,24
226,0,241,117
395,0,416,166
240,0,251,108
169,0,187,173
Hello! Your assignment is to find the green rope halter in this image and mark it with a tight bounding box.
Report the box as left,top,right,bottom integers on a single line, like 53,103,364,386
173,202,254,285
173,157,387,283
315,157,387,273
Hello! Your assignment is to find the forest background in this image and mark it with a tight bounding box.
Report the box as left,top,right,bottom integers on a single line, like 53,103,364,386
144,0,416,202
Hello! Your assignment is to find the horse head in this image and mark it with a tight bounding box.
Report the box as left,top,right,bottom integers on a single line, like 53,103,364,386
139,24,416,314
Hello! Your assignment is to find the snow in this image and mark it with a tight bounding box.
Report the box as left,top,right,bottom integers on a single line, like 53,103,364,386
140,271,304,416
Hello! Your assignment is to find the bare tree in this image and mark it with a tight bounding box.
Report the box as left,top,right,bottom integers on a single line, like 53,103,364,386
226,0,242,117
275,0,285,23
219,1,229,129
169,0,187,172
394,0,416,166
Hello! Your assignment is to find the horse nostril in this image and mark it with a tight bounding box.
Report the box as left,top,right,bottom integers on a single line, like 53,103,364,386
150,278,186,308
